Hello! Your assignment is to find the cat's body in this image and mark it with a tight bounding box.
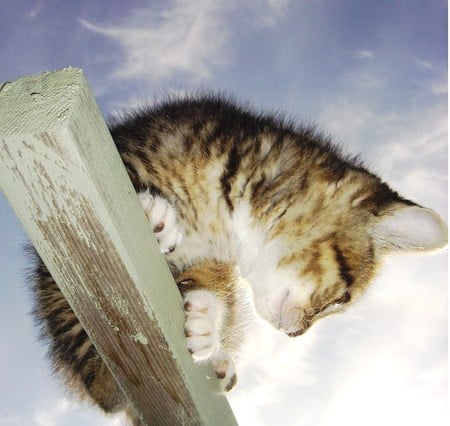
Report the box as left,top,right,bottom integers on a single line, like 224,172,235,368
29,95,447,424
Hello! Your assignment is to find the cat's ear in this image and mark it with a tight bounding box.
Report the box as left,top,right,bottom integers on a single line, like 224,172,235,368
372,203,448,252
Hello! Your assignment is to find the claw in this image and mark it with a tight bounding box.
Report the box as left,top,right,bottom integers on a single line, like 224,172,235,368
153,222,164,233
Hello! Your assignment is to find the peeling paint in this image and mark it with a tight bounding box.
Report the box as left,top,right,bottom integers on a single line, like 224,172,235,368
0,68,237,425
130,332,149,345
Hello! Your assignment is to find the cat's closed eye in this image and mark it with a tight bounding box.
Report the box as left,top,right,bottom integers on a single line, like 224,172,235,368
317,290,352,317
332,290,351,306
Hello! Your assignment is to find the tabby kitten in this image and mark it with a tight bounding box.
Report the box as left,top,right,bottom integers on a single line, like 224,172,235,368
29,95,447,423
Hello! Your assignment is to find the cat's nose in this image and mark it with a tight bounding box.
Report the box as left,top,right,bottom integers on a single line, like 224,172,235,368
283,314,312,337
286,329,305,337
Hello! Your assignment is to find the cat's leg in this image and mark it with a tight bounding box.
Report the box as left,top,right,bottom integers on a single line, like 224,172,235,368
176,261,240,392
138,189,183,254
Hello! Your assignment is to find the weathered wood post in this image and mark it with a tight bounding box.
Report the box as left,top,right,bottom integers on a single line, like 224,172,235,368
0,68,237,425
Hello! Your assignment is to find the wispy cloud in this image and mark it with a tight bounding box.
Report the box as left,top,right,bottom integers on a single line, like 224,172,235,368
318,97,377,147
414,57,433,70
25,2,45,20
0,412,20,425
318,92,447,214
33,398,73,426
251,0,291,28
431,82,447,95
79,0,290,84
355,49,374,59
431,73,447,95
79,0,230,83
31,397,125,426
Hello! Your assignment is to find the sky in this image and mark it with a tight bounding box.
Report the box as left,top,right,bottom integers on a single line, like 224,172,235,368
0,0,447,425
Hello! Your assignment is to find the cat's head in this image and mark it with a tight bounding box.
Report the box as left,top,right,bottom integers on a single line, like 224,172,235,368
253,174,447,337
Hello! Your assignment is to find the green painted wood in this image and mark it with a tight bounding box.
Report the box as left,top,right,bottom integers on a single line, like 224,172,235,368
0,68,237,426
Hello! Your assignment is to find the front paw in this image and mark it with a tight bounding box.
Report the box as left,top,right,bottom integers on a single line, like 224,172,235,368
138,189,183,254
183,290,221,360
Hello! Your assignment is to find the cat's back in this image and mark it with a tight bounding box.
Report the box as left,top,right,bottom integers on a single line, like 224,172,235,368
108,95,367,267
108,95,337,202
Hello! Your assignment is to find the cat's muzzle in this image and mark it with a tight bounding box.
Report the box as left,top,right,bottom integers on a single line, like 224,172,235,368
280,309,314,337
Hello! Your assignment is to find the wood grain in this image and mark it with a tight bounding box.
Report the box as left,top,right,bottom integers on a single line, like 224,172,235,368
0,68,237,425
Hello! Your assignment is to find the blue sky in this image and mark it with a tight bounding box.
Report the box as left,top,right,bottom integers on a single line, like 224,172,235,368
0,1,447,425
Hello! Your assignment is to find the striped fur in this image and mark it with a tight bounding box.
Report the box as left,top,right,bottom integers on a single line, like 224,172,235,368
28,95,447,423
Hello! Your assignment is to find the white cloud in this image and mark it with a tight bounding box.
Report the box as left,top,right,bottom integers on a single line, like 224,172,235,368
0,413,20,425
79,0,230,83
431,73,447,95
317,92,447,213
33,398,72,426
355,49,374,59
31,397,125,426
251,0,291,28
370,105,447,213
431,82,447,95
318,98,376,148
26,2,44,20
79,0,290,84
414,57,433,70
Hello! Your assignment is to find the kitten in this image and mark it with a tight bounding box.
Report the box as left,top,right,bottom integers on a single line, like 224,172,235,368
29,95,447,423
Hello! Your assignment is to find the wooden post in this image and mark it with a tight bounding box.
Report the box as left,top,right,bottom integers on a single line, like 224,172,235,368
0,69,237,425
